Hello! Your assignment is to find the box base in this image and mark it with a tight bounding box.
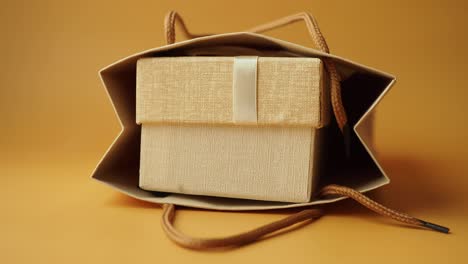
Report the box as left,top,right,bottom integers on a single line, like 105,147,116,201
139,124,320,203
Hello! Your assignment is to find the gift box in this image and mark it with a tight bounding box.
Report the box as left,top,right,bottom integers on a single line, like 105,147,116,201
136,57,329,202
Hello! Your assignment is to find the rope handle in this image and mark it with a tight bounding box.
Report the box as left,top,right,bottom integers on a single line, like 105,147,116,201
161,184,449,250
245,12,330,53
165,11,328,52
164,11,209,45
164,11,349,136
162,204,321,249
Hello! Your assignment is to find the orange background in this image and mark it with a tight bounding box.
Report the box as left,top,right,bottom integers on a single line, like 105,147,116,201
1,0,467,263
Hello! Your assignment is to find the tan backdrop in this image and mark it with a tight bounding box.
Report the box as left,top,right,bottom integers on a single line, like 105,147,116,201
1,0,467,263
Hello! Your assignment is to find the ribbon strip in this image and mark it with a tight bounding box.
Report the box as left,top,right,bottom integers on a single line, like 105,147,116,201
232,56,258,123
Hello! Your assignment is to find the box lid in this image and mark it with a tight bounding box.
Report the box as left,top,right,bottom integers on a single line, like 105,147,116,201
136,57,329,127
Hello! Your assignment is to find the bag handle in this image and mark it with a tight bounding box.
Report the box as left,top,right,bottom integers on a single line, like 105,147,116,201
162,204,321,249
161,184,449,250
165,11,328,53
164,11,209,45
245,12,330,53
164,11,349,137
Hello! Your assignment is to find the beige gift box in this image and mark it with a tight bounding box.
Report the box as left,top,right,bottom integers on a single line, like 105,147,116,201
136,57,329,202
92,16,395,211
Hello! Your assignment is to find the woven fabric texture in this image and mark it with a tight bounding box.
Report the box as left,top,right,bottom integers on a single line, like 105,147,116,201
139,124,317,203
136,57,326,127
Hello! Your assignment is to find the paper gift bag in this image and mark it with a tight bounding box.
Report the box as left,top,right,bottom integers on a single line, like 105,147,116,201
92,11,449,249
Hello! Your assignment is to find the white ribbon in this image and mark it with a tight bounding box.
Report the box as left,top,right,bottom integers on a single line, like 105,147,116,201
232,56,258,123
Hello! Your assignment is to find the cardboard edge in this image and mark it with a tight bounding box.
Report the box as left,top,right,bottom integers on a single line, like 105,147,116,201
99,70,124,128
353,78,397,191
90,72,125,180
